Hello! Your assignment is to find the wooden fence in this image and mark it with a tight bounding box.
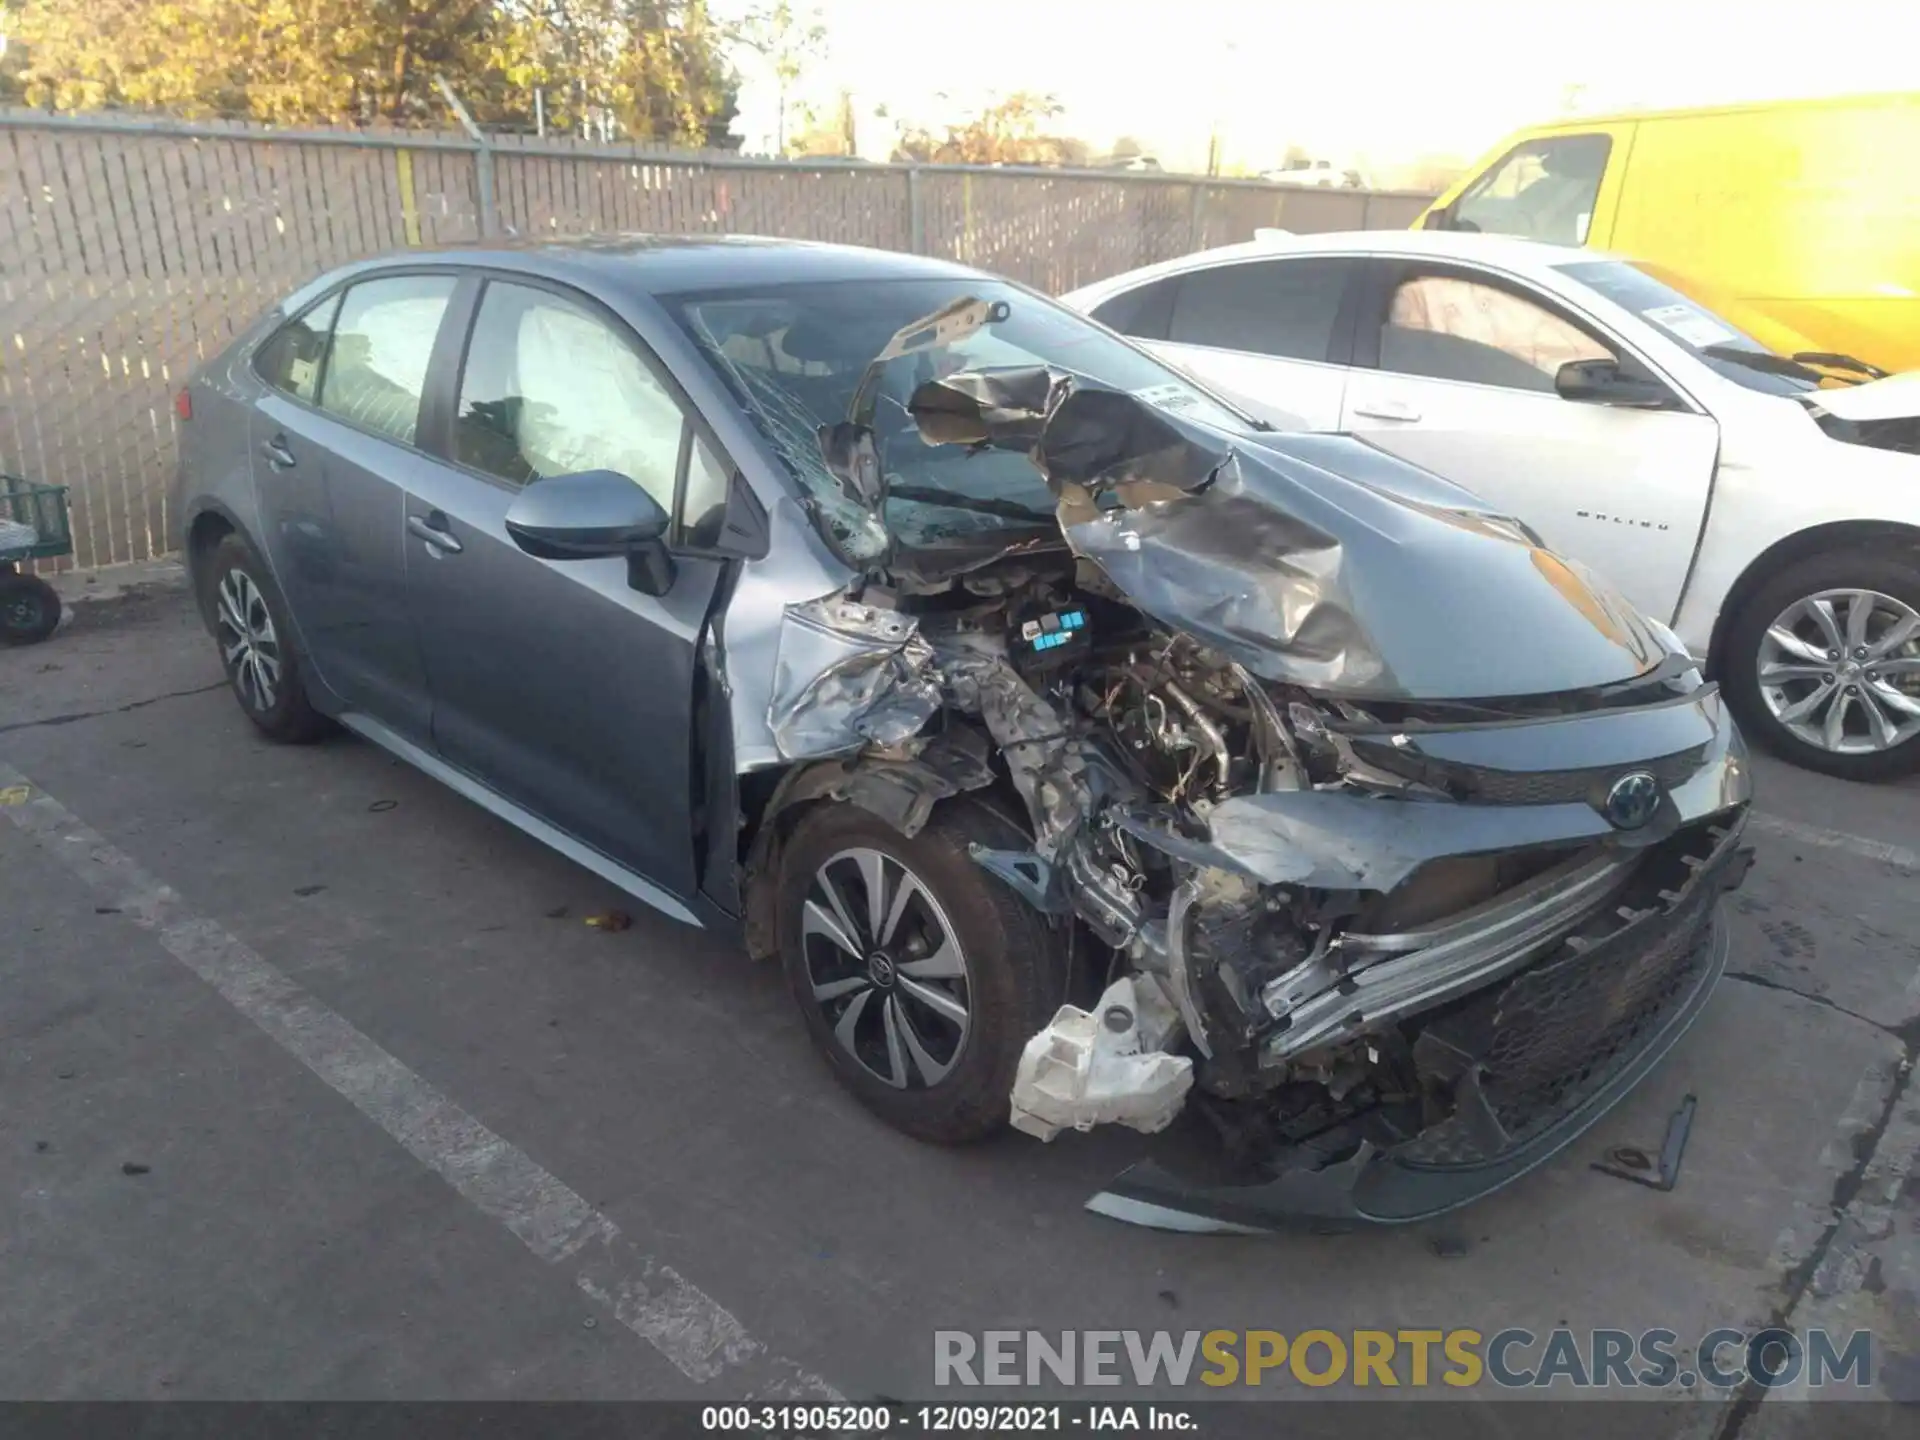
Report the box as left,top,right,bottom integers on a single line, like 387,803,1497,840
0,111,1435,569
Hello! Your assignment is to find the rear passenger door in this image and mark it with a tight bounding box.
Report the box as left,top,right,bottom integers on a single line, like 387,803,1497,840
399,276,738,904
249,272,460,742
1088,256,1364,429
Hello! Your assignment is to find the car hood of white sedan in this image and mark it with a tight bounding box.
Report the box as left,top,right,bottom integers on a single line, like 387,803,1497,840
1805,371,1920,422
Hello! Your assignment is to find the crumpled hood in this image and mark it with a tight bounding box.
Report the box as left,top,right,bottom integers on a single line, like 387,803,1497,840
906,367,1669,701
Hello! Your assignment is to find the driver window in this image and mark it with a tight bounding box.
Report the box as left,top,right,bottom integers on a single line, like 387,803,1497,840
454,281,685,517
1382,273,1612,393
1450,134,1611,245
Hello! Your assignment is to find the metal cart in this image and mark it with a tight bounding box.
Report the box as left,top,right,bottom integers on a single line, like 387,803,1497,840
1,474,72,645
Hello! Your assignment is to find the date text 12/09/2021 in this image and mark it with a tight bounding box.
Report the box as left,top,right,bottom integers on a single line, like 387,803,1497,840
701,1406,1197,1432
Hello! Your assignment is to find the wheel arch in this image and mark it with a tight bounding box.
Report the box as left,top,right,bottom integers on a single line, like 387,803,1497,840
1706,520,1920,675
183,501,244,630
736,737,1026,962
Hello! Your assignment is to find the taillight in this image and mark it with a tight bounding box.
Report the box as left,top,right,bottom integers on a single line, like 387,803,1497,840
174,389,192,421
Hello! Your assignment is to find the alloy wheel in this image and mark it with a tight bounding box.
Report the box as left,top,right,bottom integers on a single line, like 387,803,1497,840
1757,587,1920,755
801,846,972,1090
216,568,283,712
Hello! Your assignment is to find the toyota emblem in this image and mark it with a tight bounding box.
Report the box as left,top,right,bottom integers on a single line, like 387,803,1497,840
1605,770,1662,830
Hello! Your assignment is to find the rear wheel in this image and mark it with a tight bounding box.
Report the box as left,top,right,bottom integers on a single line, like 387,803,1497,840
1722,548,1920,780
201,534,334,743
0,572,60,645
776,801,1064,1144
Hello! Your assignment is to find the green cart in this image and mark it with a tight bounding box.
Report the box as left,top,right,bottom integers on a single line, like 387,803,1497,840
1,475,72,645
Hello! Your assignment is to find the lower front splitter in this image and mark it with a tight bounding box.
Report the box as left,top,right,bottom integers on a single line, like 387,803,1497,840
1086,903,1732,1234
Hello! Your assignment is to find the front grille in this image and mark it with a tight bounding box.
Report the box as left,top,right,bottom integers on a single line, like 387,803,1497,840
1393,820,1739,1169
1353,738,1706,805
1466,747,1705,805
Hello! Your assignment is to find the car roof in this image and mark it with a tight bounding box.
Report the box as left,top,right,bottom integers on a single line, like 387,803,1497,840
1064,230,1609,299
308,233,987,305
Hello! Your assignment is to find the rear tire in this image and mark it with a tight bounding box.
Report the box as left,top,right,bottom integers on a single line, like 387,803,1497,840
0,572,61,645
776,801,1064,1144
1721,547,1920,781
201,534,334,744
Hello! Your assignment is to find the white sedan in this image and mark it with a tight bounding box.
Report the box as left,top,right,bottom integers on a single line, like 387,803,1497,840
1062,231,1920,780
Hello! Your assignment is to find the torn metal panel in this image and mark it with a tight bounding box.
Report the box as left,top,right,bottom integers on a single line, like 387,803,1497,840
908,366,1673,701
716,494,864,773
933,632,1089,857
765,594,940,761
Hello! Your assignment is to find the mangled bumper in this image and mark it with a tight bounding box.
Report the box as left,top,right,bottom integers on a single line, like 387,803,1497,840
1089,814,1751,1232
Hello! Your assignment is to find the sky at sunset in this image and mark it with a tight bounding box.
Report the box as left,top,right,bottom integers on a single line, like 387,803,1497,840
721,0,1918,172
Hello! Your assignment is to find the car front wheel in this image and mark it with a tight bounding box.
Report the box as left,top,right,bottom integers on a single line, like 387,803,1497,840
776,801,1064,1144
1722,548,1920,780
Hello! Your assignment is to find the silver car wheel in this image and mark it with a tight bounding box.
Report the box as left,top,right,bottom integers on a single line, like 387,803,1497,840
801,846,971,1091
1757,587,1920,755
216,568,283,713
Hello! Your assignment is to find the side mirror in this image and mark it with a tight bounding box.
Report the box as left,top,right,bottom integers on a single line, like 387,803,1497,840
1555,358,1671,409
504,469,676,594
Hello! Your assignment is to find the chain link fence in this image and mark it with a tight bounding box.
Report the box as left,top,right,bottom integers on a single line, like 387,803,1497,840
0,110,1435,570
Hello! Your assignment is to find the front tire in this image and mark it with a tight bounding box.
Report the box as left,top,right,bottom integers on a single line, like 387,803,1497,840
776,801,1064,1144
201,534,334,744
1722,547,1920,780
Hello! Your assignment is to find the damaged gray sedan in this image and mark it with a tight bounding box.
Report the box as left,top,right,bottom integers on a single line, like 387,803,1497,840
175,238,1753,1233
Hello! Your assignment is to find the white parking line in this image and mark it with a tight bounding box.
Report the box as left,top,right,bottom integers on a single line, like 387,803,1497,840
1749,812,1920,874
0,762,838,1400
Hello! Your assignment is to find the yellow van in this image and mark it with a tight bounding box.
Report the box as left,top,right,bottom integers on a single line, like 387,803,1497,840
1417,92,1920,374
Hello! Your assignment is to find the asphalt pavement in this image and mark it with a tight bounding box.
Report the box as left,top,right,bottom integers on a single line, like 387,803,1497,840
2,572,1917,1429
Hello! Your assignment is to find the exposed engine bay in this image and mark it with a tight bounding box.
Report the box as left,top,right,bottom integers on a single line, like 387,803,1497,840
742,300,1755,1232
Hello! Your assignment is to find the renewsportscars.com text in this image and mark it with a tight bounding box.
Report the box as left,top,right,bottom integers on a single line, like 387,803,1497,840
934,1327,1872,1390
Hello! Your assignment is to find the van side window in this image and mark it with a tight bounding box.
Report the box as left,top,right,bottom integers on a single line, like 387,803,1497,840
1448,135,1612,245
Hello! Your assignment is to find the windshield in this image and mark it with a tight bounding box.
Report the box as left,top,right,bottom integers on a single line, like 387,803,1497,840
665,278,1247,563
1554,259,1820,396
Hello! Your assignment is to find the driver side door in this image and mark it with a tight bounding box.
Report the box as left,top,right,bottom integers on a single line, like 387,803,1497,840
400,275,738,905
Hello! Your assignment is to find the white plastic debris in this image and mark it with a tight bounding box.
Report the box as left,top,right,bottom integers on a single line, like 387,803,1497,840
1009,975,1194,1141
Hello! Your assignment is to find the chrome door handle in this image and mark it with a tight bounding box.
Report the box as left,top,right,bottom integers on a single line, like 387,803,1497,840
1352,401,1422,423
260,436,297,470
407,512,463,554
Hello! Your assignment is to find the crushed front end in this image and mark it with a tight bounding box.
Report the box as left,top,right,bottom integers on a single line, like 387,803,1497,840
743,307,1755,1232
1075,688,1752,1231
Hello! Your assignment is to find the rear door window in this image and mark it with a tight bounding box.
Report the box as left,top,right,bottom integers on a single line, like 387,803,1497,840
318,274,458,446
1165,258,1357,364
253,293,341,402
1447,134,1612,244
1089,277,1178,341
